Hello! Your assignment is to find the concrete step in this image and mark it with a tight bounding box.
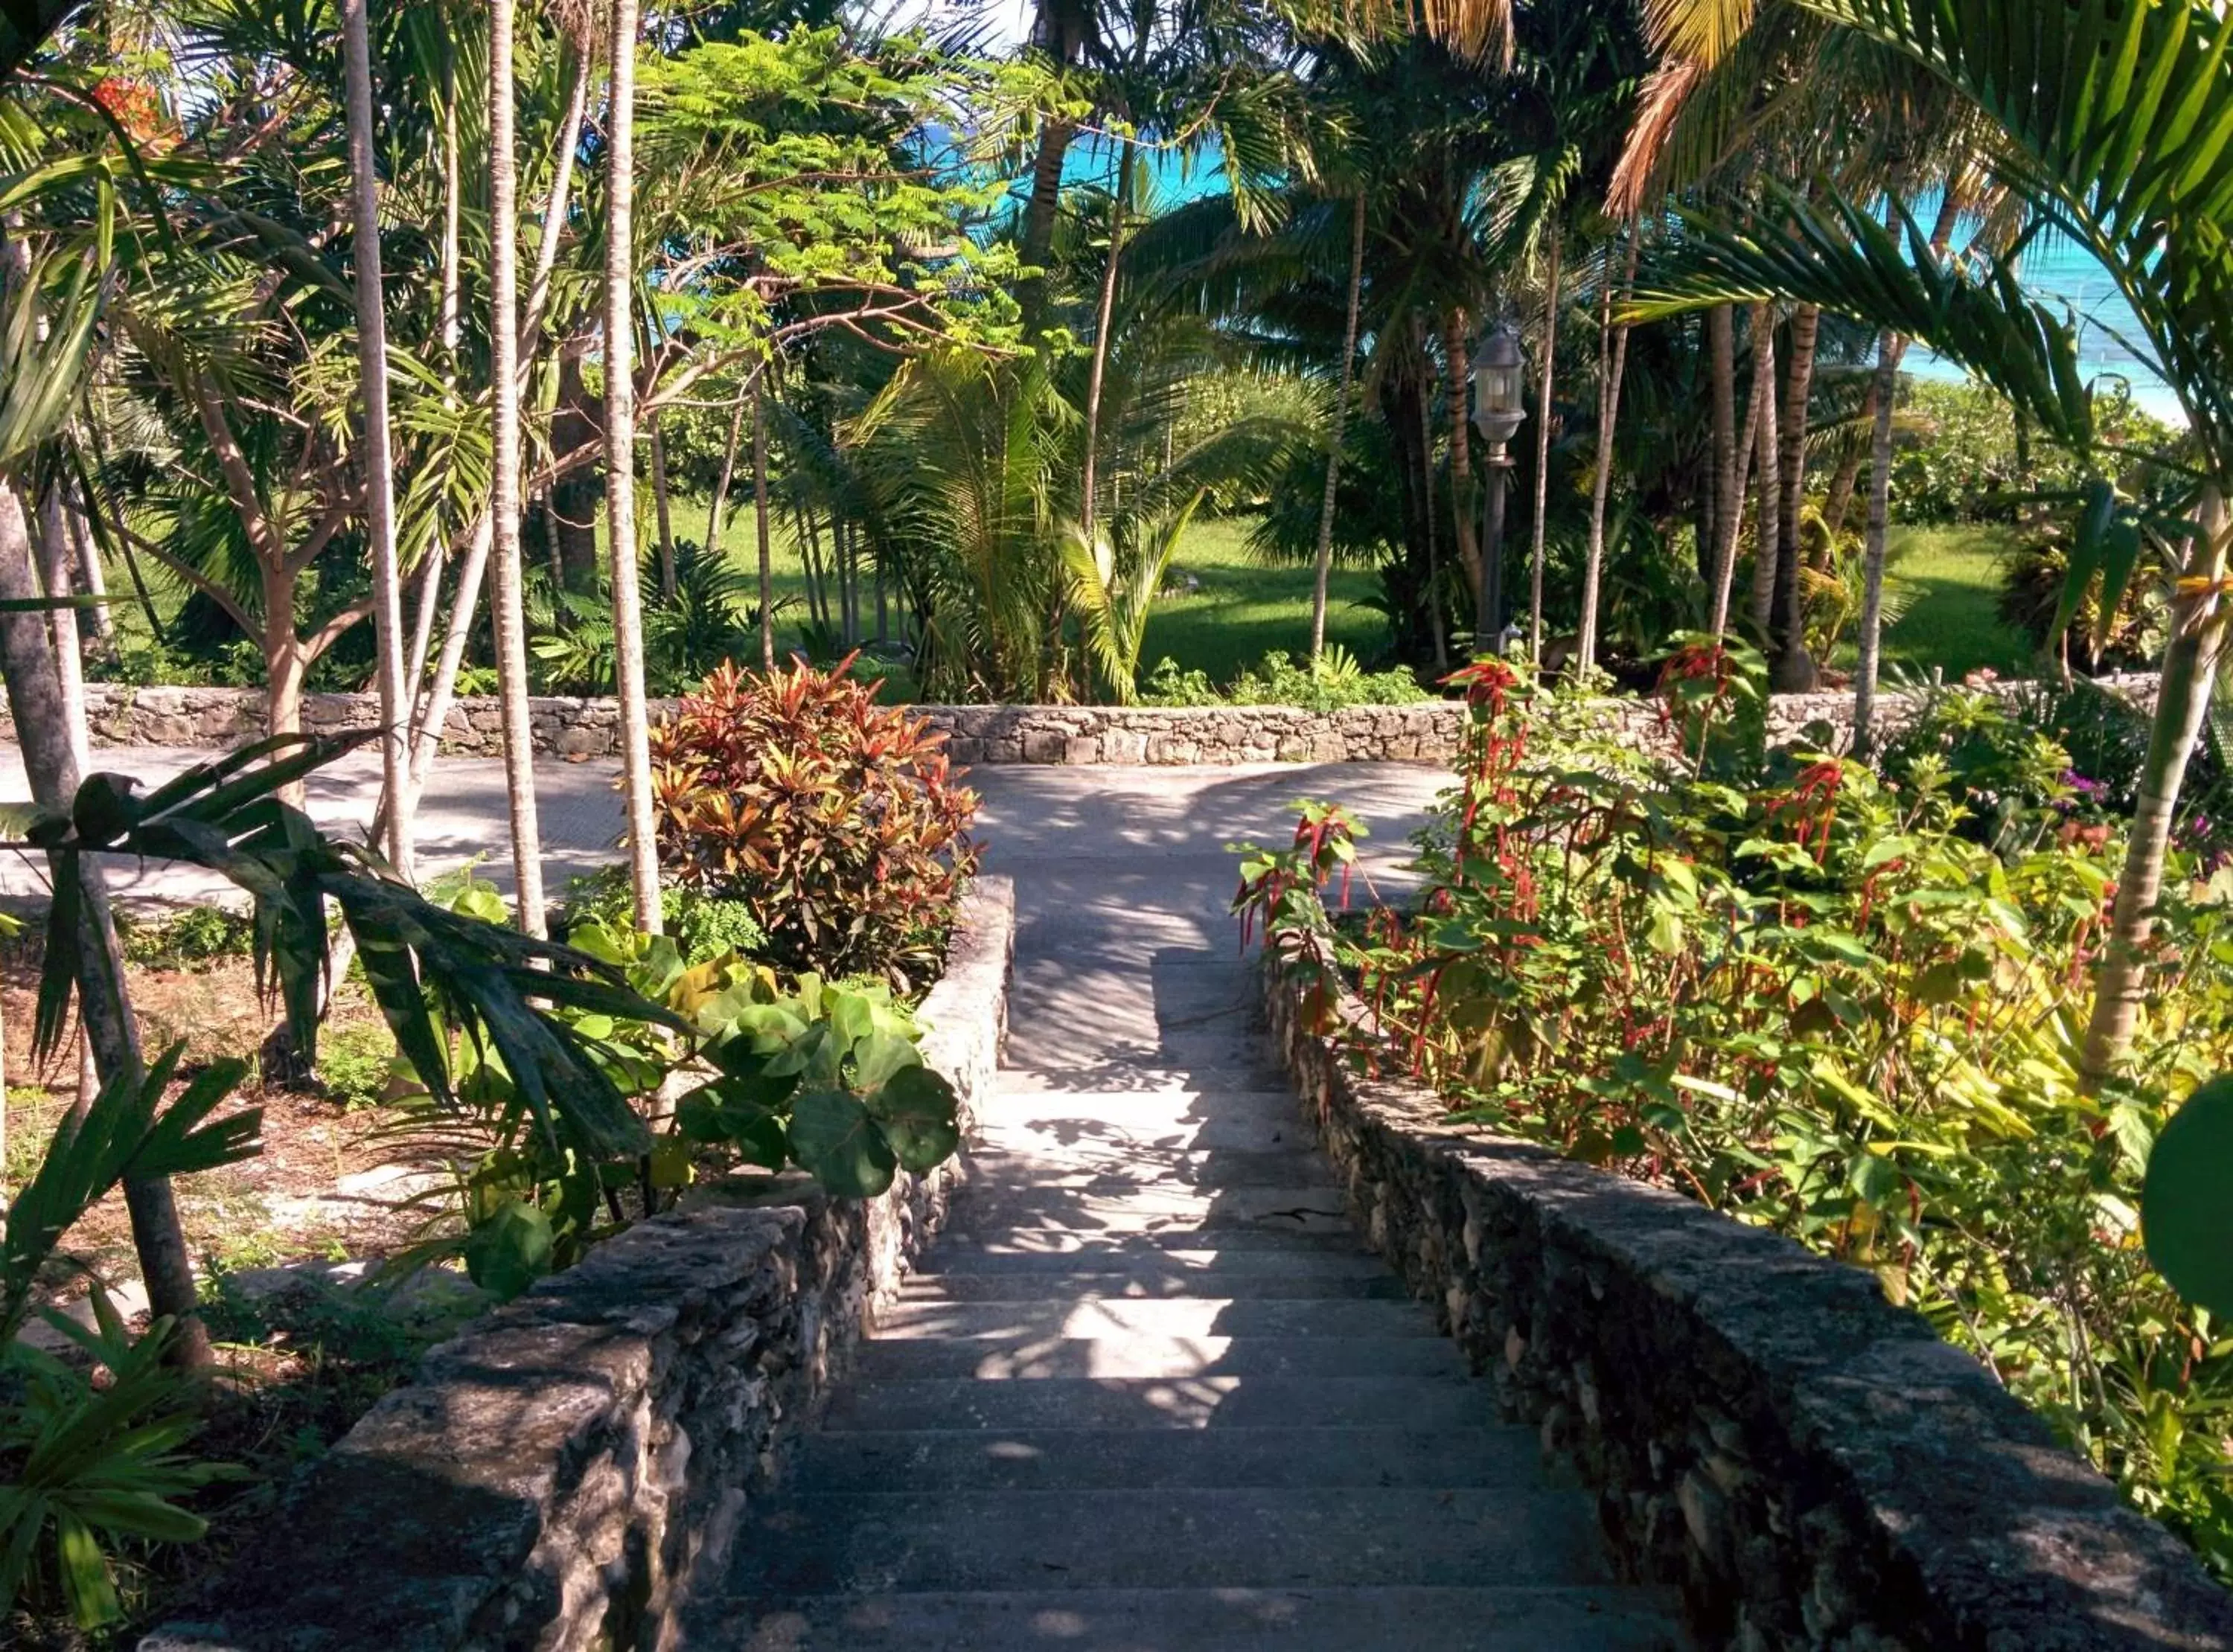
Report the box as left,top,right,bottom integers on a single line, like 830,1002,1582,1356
822,1375,1491,1433
722,1486,1612,1595
694,1586,1686,1651
875,1296,1434,1341
898,1268,1408,1302
962,1146,1336,1191
970,1112,1315,1153
854,1334,1463,1382
946,1185,1354,1237
783,1424,1544,1493
989,1066,1291,1095
925,1232,1380,1264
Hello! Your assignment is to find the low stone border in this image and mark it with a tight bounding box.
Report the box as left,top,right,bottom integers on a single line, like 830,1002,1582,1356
1262,959,2233,1651
145,876,1015,1652
13,674,2162,768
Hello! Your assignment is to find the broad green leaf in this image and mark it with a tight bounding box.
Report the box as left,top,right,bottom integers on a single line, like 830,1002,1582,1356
463,1200,555,1302
866,1065,962,1174
2142,1075,2233,1315
788,1088,897,1197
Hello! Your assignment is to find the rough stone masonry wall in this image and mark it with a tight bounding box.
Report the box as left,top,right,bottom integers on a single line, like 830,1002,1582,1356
1263,963,2233,1652
12,674,2161,767
146,876,1013,1652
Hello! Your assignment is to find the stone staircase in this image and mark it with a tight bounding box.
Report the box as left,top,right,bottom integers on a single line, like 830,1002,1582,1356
687,1004,1687,1648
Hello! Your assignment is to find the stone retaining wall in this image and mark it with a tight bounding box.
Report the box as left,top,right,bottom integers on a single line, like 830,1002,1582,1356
1262,959,2233,1651
18,674,2162,769
146,877,1014,1652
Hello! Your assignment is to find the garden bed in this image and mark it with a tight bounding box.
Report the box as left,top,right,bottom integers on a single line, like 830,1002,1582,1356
137,874,1013,1652
1262,959,2233,1651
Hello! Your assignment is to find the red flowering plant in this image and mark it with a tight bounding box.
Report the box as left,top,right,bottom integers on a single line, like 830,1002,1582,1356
648,656,980,992
1236,650,2233,1569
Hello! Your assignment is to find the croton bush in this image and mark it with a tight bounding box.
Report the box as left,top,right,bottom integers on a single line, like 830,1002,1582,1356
648,656,980,990
1239,642,2233,1578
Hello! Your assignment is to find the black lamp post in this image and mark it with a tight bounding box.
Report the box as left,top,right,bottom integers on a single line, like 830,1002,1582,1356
1470,322,1527,654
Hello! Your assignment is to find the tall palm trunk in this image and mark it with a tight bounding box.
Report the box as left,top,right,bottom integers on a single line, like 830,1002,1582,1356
38,487,97,1117
1854,193,1961,750
2083,488,2229,1090
1577,230,1640,676
0,485,207,1363
1310,191,1368,661
1770,301,1821,691
1443,310,1480,616
342,0,412,878
1528,225,1562,661
438,13,460,362
604,0,659,935
1415,320,1447,669
488,0,546,938
1706,303,1740,633
754,365,776,672
1749,303,1780,637
63,482,109,645
1080,140,1134,545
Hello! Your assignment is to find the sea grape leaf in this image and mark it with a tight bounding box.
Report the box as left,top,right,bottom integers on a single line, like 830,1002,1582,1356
2142,1075,2233,1316
464,1200,555,1302
789,1088,897,1198
867,1065,961,1174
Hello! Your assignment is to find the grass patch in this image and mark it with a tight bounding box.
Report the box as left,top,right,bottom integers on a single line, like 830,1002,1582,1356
1878,523,2036,682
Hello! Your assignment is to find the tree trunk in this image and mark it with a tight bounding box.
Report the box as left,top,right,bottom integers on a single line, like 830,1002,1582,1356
261,564,308,801
603,0,659,935
1529,225,1562,662
490,0,546,938
1443,310,1480,619
2081,487,2229,1091
342,0,414,879
1822,437,1866,540
35,487,87,772
551,353,600,593
707,386,746,555
1413,320,1447,670
1749,303,1780,639
1080,141,1134,546
1578,231,1640,676
754,366,775,672
1707,303,1740,635
1018,118,1075,329
0,484,208,1365
1311,191,1367,661
1852,327,1900,755
438,15,461,362
63,482,109,645
1771,301,1821,691
649,417,677,598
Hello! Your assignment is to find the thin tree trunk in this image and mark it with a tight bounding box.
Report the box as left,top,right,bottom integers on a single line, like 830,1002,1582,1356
604,0,659,935
1749,303,1780,638
1018,116,1075,328
540,485,563,586
1311,191,1367,660
403,537,442,694
1443,310,1480,615
753,368,776,672
63,482,109,645
707,387,746,555
2080,487,2229,1091
1578,230,1639,676
400,513,491,805
0,484,208,1365
650,417,677,598
875,522,888,645
1080,140,1134,547
490,0,546,938
1823,439,1866,540
1529,225,1562,662
342,0,413,878
1707,303,1739,635
1852,327,1901,755
35,487,87,773
438,17,461,362
1771,301,1821,691
1416,321,1447,670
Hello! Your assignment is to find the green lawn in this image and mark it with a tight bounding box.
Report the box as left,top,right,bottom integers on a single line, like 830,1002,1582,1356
690,505,1387,688
1876,523,2036,682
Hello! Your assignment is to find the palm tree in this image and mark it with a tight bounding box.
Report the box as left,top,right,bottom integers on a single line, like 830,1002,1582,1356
1640,0,2233,1091
339,0,413,878
1311,188,1368,660
604,0,661,935
488,0,547,938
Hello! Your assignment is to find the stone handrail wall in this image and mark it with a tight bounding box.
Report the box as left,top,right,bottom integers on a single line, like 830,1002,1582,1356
14,674,2161,768
1262,958,2233,1651
147,877,1014,1652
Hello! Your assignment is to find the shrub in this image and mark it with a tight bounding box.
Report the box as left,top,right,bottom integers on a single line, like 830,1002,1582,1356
648,656,979,989
557,864,770,966
316,1023,396,1110
117,903,254,970
1239,656,2233,1577
1139,646,1429,711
